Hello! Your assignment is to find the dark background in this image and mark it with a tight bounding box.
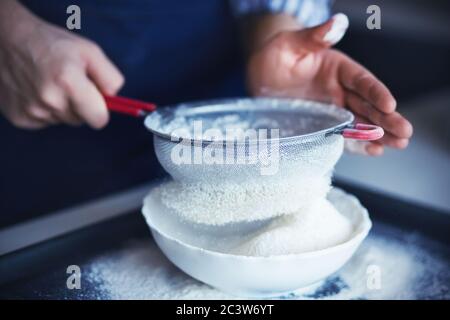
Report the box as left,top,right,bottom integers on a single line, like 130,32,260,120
335,0,450,101
1,0,449,228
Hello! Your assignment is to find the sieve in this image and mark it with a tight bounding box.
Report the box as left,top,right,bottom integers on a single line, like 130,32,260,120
104,95,384,183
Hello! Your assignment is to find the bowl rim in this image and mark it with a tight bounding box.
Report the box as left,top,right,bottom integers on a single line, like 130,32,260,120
142,187,372,261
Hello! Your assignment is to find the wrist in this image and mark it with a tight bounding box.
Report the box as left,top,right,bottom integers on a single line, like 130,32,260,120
0,0,42,44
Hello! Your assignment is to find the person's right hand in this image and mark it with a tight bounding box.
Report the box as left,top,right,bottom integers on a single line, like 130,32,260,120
0,1,124,129
246,14,413,156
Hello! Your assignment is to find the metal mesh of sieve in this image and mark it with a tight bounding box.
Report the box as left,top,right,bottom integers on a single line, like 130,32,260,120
145,98,353,184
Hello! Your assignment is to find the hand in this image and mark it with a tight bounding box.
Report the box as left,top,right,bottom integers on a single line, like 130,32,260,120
0,0,124,129
246,13,413,156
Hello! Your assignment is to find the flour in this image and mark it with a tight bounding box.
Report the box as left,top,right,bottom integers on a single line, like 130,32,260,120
231,198,353,256
147,98,351,140
308,233,450,300
155,113,252,141
150,100,348,256
86,240,237,300
84,225,450,299
159,175,331,226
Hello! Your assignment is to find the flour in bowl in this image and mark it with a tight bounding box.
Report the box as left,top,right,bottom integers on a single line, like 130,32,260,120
231,198,353,256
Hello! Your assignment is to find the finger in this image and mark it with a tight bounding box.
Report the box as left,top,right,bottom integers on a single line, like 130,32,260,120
293,13,349,53
82,42,124,95
64,69,109,129
7,97,55,127
378,132,409,149
66,106,83,126
13,108,49,130
44,93,84,126
338,56,397,114
352,113,384,156
355,114,385,156
344,139,370,156
366,142,384,156
39,97,81,126
25,105,58,124
322,13,349,45
37,84,79,125
354,111,409,149
345,137,384,156
52,106,84,126
346,91,413,138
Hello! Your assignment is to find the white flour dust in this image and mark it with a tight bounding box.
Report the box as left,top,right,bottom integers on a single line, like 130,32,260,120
86,240,236,300
314,234,449,300
84,227,450,299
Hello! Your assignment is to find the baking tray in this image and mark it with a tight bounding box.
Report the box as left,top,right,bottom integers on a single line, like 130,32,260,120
0,181,449,299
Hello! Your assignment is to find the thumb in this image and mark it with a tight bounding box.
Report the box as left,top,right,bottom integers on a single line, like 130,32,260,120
294,13,349,52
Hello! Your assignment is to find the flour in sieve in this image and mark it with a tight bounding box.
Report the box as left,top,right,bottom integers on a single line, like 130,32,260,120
153,113,253,140
148,98,351,140
159,175,331,225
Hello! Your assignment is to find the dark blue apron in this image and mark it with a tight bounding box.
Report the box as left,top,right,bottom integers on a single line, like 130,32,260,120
0,0,245,226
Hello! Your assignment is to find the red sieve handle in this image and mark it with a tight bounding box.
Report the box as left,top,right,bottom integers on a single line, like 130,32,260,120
341,123,384,141
103,94,157,117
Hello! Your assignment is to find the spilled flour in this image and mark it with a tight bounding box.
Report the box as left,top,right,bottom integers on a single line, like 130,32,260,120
84,224,450,299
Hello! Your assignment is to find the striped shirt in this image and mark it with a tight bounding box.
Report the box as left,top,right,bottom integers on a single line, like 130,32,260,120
230,0,331,27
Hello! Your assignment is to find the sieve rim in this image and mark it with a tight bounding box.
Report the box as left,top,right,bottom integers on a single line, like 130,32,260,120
144,97,354,145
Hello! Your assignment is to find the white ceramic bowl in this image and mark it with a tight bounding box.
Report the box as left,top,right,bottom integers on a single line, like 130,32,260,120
142,187,371,298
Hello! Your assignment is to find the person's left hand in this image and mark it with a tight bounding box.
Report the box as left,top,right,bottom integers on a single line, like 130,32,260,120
247,14,413,156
